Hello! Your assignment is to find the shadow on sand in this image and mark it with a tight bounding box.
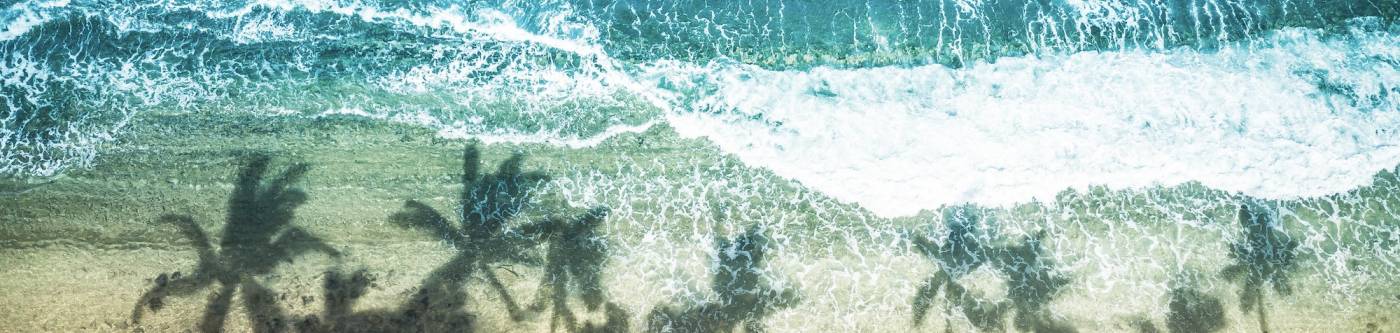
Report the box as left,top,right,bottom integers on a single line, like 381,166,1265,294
909,204,1009,332
996,231,1076,333
645,225,801,333
909,204,1078,333
518,206,626,332
1166,277,1227,333
389,144,549,324
1220,199,1299,333
130,154,340,333
294,266,476,333
298,144,625,332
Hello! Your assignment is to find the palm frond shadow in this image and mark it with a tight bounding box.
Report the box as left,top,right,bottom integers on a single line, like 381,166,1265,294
301,262,627,333
910,205,1077,333
909,205,1009,332
301,144,627,332
645,225,801,333
391,144,551,323
130,154,340,333
1165,277,1227,333
1220,200,1299,333
518,206,621,332
995,232,1076,333
294,267,475,333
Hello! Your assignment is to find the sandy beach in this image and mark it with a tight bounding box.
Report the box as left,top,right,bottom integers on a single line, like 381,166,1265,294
0,112,1396,332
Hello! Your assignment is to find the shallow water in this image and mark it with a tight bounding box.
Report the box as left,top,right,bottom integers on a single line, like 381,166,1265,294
3,0,1400,332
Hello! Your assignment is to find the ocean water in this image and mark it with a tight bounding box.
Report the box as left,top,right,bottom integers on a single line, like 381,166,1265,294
4,0,1399,213
2,0,1399,332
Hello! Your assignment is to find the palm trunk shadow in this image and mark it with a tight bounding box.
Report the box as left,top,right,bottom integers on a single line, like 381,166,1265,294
519,206,614,332
1221,199,1299,333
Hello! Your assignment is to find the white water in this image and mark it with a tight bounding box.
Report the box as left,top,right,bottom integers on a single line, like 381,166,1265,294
0,0,68,42
292,7,1400,218
5,0,1399,218
651,22,1400,217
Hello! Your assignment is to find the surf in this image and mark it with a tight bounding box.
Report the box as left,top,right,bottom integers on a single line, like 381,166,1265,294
2,0,1398,216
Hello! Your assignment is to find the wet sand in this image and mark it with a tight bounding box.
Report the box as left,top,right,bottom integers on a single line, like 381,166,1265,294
1,112,1398,332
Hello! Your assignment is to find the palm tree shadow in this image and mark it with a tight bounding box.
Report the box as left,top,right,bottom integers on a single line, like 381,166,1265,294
389,143,551,324
1165,277,1227,333
645,225,801,333
578,302,631,333
1220,200,1299,333
300,145,620,333
295,267,475,333
909,204,1010,332
995,231,1076,333
518,206,617,332
299,231,623,333
130,154,340,333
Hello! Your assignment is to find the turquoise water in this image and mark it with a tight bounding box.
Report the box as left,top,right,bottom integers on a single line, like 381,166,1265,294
4,0,1398,189
3,0,1400,332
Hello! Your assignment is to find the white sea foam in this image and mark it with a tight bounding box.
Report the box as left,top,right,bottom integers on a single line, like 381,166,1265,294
0,0,69,42
653,24,1400,217
226,0,661,143
208,0,606,57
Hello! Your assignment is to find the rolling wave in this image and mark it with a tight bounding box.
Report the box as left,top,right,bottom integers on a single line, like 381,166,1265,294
654,19,1400,216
